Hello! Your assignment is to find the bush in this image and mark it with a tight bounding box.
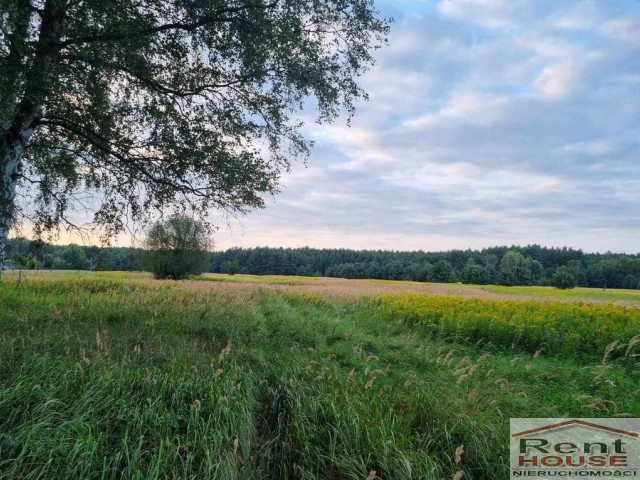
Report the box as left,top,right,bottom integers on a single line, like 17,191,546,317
551,268,576,290
227,261,240,275
431,260,456,283
460,264,491,285
140,215,211,280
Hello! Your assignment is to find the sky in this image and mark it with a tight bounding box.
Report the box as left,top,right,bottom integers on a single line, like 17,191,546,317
43,0,640,253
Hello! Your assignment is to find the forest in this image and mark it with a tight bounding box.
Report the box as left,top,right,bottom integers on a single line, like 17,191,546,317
5,238,640,289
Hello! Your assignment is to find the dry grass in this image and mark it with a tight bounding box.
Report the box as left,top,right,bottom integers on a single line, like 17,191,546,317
5,270,640,307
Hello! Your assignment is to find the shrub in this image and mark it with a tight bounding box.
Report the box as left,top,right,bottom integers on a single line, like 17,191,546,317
140,215,211,280
227,261,240,275
431,260,456,283
460,264,491,285
551,268,576,290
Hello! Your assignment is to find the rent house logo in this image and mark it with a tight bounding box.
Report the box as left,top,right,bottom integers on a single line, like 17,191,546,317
510,418,640,478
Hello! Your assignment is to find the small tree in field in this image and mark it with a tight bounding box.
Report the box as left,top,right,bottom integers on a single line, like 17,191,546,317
226,261,240,276
141,215,211,280
551,267,576,290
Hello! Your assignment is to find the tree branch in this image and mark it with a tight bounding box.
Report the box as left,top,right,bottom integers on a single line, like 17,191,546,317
57,2,277,48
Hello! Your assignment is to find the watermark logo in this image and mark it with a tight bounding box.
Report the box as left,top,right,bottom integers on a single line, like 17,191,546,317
510,418,639,478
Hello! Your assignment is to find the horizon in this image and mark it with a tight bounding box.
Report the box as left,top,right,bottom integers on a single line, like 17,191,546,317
8,235,640,257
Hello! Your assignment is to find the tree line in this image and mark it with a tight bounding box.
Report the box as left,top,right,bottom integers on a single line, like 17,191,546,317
210,246,640,289
8,238,639,289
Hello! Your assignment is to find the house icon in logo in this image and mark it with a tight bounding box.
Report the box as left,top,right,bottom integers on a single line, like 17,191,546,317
512,419,639,439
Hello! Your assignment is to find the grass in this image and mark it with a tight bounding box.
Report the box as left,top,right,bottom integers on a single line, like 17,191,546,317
482,284,640,302
0,272,638,479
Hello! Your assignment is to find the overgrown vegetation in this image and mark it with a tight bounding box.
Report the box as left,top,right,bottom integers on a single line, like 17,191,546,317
1,272,638,479
6,239,640,289
140,215,211,280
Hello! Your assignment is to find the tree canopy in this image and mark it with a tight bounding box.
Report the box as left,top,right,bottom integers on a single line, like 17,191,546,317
0,0,390,270
6,239,640,289
140,214,211,279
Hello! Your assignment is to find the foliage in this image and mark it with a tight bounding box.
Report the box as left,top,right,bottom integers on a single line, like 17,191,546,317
227,260,240,276
379,293,640,357
431,260,457,283
0,272,638,479
460,263,491,284
6,238,640,290
140,215,211,280
25,252,36,269
551,267,576,290
1,0,389,243
61,245,88,270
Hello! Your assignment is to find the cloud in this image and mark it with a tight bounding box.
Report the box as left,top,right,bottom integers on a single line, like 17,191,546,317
437,0,515,29
405,91,509,127
548,0,600,30
533,61,581,100
600,16,640,44
560,140,616,156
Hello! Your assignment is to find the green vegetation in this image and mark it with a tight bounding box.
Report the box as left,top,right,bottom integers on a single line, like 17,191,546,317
226,261,240,276
211,245,640,289
551,267,577,290
481,284,640,302
6,239,640,290
379,294,639,357
140,215,211,280
1,273,638,479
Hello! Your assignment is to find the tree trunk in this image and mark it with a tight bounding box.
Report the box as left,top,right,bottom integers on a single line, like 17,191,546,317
0,132,33,279
0,0,65,278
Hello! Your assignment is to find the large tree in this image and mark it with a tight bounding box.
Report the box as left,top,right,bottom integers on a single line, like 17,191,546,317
0,0,389,272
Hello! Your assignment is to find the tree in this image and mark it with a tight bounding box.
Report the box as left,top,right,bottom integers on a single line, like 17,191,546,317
25,252,36,269
0,0,390,275
226,260,239,276
140,215,211,280
551,267,576,290
62,244,87,270
432,260,456,283
460,264,491,285
497,250,541,286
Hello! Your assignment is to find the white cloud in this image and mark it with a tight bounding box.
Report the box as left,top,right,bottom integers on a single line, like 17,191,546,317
405,91,509,128
437,0,518,29
548,0,600,30
561,140,616,156
533,61,581,100
600,17,640,44
382,162,564,203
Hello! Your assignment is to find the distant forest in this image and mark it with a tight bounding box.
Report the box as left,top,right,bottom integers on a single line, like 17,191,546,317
5,238,640,289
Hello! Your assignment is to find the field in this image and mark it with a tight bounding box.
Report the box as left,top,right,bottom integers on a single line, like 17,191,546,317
1,271,639,479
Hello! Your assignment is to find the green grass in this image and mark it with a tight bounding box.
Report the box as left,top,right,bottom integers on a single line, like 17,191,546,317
1,274,638,479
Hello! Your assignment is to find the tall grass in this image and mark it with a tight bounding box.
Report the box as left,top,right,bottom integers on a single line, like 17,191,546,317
1,274,638,479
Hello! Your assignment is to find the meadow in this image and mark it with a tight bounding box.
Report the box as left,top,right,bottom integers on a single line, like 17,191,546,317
0,271,638,479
